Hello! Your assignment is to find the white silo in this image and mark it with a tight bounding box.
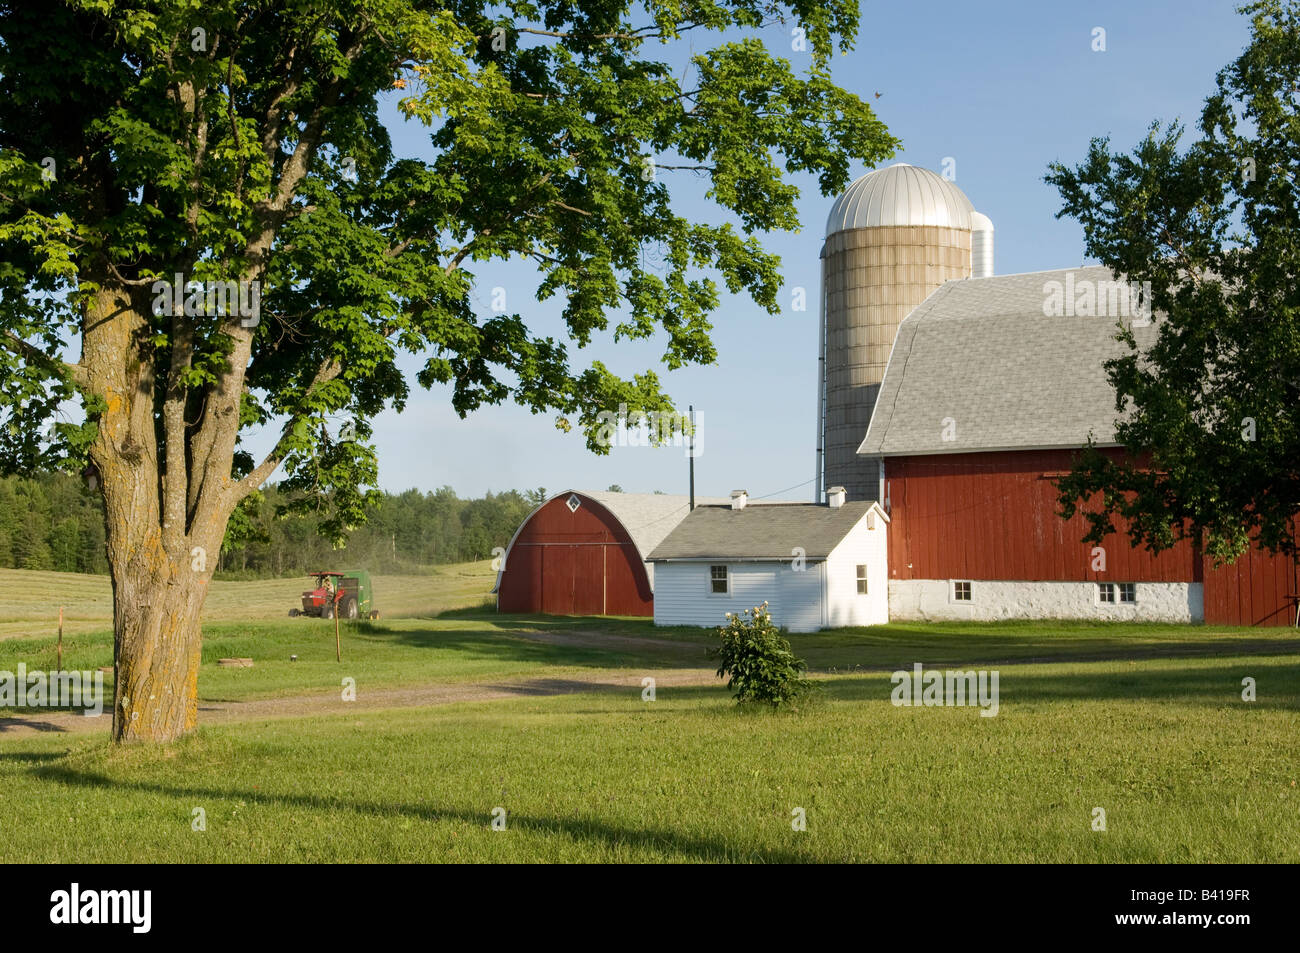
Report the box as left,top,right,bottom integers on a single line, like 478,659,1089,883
815,164,982,502
970,211,995,278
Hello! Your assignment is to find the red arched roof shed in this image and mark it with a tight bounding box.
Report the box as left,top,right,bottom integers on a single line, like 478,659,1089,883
495,490,710,617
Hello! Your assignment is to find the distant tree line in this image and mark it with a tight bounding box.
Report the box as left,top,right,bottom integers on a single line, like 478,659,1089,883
0,472,548,577
0,473,110,573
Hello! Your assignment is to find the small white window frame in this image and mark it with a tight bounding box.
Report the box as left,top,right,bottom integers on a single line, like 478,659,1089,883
1118,582,1137,604
1097,582,1116,605
856,564,869,595
708,564,730,597
951,580,973,603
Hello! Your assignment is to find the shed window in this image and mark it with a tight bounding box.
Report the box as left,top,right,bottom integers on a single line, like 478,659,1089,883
856,564,869,595
1099,583,1136,605
953,581,972,601
710,565,729,595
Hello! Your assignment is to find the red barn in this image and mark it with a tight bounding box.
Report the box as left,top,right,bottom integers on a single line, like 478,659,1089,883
856,267,1298,626
495,490,723,617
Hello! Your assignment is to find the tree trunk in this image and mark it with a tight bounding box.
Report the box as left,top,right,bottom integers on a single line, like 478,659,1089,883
109,554,207,742
82,288,226,743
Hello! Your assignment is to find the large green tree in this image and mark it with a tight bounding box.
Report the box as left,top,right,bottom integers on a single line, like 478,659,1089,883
1048,0,1300,564
0,1,894,741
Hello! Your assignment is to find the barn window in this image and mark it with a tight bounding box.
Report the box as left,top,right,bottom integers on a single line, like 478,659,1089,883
709,565,729,595
953,581,972,601
1119,583,1136,603
566,493,581,513
856,564,869,594
1098,582,1115,603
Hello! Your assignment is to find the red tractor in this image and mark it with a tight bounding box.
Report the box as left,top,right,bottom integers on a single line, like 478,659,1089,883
288,571,378,620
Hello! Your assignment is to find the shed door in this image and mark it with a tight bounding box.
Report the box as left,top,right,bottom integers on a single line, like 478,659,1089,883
540,544,607,616
540,545,574,615
571,545,605,616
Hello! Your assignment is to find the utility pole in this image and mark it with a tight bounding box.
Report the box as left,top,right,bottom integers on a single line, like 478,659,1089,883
688,404,695,511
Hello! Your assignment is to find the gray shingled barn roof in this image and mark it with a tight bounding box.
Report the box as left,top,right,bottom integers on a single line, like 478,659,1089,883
858,266,1160,457
648,501,879,561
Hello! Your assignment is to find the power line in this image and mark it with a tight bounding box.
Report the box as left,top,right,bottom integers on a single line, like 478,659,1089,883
751,475,818,501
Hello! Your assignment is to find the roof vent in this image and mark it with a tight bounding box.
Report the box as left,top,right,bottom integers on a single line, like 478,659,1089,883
566,493,581,513
827,486,846,508
729,490,748,511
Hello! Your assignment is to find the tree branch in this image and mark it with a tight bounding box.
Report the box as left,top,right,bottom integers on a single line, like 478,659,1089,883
0,331,87,390
230,355,343,503
163,298,193,544
189,30,368,537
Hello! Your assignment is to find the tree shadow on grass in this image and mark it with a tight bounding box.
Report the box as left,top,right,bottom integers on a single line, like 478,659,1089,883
788,634,1300,672
807,661,1300,711
220,609,1300,684
0,717,78,734
0,750,64,761
363,613,1300,671
26,762,810,864
434,608,710,639
579,657,1300,713
476,678,630,698
372,622,712,670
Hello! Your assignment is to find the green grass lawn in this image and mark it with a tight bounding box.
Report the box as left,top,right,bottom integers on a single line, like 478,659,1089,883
490,612,1300,668
0,566,1297,863
1,652,1295,862
9,608,1295,705
0,613,710,705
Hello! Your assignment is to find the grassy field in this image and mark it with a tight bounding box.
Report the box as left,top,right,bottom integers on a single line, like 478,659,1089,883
0,561,497,641
0,566,1297,863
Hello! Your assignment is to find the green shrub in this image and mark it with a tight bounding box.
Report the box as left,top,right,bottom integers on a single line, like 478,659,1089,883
711,602,813,708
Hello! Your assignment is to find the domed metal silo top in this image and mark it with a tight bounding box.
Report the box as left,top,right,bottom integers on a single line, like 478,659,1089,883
824,163,976,237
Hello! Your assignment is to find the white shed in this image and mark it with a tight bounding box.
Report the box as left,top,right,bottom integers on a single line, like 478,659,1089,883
646,489,889,632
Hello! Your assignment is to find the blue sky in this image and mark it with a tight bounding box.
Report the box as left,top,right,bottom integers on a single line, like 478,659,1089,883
248,0,1253,501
